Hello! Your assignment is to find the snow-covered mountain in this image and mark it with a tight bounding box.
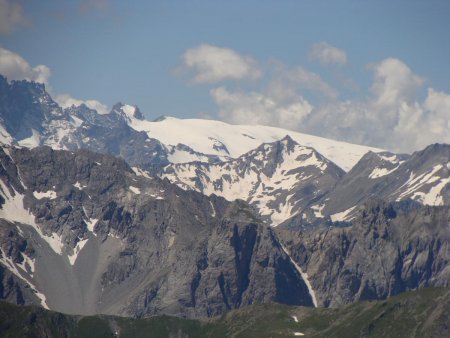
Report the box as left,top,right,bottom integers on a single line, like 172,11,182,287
125,113,383,172
162,136,344,225
0,76,449,320
0,75,382,172
285,144,450,227
1,76,448,228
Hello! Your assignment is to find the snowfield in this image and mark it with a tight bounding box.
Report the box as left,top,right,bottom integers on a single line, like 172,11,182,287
126,116,383,171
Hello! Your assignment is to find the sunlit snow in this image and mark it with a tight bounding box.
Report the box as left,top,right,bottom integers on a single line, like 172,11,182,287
17,129,41,148
124,116,383,171
280,242,318,307
129,186,141,194
68,238,88,265
330,206,357,222
33,190,57,200
0,180,64,255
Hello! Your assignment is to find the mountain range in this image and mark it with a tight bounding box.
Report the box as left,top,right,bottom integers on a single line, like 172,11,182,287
0,75,449,328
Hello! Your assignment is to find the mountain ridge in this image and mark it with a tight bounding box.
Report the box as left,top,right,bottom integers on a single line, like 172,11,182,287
0,144,315,318
0,74,383,172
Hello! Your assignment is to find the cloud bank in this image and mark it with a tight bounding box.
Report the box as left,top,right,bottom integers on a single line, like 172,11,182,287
211,86,312,129
0,47,50,84
181,44,261,83
310,42,347,66
55,93,109,115
192,43,449,153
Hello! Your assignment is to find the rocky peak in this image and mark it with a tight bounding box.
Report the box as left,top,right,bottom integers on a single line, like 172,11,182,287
111,102,144,121
0,145,317,317
0,75,62,142
407,143,450,168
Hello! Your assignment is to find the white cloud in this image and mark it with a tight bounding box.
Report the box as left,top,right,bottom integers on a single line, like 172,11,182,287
288,66,338,99
310,42,347,66
421,88,450,141
266,63,338,100
210,57,448,153
181,44,261,83
299,58,448,152
371,57,424,107
0,46,109,115
0,47,50,85
0,0,29,35
54,94,109,114
211,86,312,129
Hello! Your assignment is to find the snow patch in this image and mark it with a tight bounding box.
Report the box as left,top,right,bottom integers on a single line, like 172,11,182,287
379,154,400,163
34,291,49,309
0,180,37,226
311,204,325,218
121,104,136,121
82,205,98,235
132,167,151,179
129,186,141,194
411,177,450,206
68,238,88,265
73,181,87,189
33,190,57,200
0,248,28,283
0,248,48,309
0,124,13,144
108,231,121,239
71,115,83,127
210,201,216,217
0,180,64,255
397,165,446,203
368,166,399,179
17,129,41,148
279,242,318,307
330,206,356,222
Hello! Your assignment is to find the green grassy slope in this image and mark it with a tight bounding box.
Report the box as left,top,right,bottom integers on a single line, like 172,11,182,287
0,288,448,338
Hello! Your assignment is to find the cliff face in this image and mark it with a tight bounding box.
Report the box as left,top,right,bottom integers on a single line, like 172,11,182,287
277,200,450,307
0,145,314,318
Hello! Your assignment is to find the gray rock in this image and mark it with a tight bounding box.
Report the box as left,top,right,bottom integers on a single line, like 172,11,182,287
284,143,450,227
162,136,344,226
0,145,315,317
277,199,450,307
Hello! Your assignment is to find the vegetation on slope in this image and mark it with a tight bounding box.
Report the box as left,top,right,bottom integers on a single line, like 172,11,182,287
0,288,448,338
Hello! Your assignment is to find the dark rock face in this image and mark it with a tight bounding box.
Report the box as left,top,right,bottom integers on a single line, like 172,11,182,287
0,220,40,306
0,76,61,141
0,145,314,318
62,103,171,172
277,200,450,307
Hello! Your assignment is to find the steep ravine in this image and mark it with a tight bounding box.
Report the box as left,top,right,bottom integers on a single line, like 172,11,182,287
0,145,317,318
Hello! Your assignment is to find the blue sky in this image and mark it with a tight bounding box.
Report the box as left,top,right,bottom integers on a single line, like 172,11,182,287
0,0,449,151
